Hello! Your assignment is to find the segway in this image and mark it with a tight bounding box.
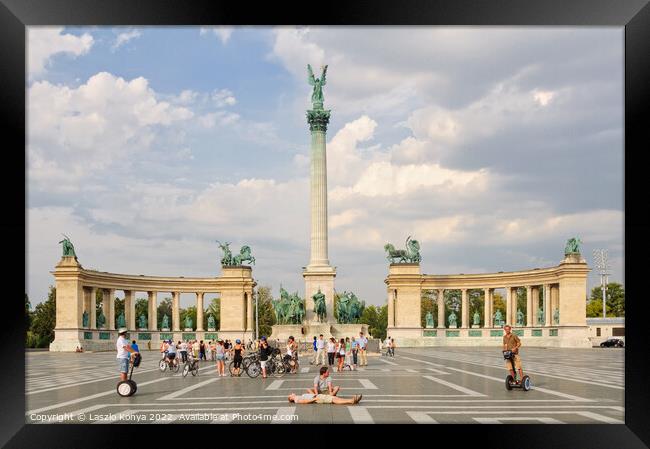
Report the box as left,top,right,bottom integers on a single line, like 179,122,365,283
502,350,531,391
117,353,141,397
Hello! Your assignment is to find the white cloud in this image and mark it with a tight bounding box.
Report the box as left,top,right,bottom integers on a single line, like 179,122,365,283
28,72,194,191
111,29,142,51
533,89,556,106
200,27,234,44
212,89,237,107
28,27,94,77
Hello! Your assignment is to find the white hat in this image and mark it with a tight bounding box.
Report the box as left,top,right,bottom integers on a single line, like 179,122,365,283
118,327,128,334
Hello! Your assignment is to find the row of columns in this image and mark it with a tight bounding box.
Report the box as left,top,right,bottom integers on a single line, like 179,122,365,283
83,288,213,332
429,284,559,328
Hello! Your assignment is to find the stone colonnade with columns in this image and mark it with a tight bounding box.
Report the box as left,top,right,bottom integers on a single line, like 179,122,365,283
386,253,591,348
50,256,255,351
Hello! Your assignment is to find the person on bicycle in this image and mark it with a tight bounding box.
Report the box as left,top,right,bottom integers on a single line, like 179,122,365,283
259,337,272,378
284,336,299,374
503,325,523,382
231,339,244,376
166,339,177,367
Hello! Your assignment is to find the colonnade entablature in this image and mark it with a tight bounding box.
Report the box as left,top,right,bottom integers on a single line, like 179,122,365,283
385,253,592,348
50,255,256,351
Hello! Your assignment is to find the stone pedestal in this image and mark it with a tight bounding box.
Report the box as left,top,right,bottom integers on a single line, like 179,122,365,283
184,328,193,332
207,328,216,332
449,324,457,329
303,266,336,324
471,324,479,328
161,328,170,332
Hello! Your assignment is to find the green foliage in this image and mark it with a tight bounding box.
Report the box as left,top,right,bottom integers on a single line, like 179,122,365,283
157,297,172,328
206,297,221,329
493,292,506,316
254,286,276,338
377,304,388,340
469,289,484,326
587,283,625,317
114,297,125,327
421,290,437,327
25,294,31,332
28,286,57,348
180,306,197,330
135,298,148,322
516,287,527,314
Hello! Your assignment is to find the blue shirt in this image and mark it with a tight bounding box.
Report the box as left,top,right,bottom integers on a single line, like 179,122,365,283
313,340,317,351
131,343,140,352
351,341,358,349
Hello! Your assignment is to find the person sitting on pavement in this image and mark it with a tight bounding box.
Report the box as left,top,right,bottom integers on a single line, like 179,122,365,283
288,392,362,405
307,366,340,396
503,324,524,382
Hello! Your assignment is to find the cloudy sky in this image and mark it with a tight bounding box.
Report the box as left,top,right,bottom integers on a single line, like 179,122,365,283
26,26,624,308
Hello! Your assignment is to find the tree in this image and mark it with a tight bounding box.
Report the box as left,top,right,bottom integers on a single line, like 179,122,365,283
469,289,484,326
493,292,506,317
25,294,31,331
157,297,172,329
376,304,388,341
180,306,197,330
587,283,625,317
135,298,148,324
29,286,57,348
254,286,276,338
361,305,379,338
114,297,125,327
206,297,220,330
516,287,527,315
421,290,438,327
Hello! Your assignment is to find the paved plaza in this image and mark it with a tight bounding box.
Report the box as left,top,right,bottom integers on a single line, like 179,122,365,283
25,347,624,424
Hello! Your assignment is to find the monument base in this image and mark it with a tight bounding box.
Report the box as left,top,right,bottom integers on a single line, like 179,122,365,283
161,328,170,332
471,325,479,328
184,328,193,332
271,323,370,341
208,328,216,332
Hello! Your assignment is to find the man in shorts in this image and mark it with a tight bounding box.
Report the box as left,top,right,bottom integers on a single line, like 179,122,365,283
502,325,523,382
116,328,137,381
166,339,177,367
288,392,362,405
307,366,340,396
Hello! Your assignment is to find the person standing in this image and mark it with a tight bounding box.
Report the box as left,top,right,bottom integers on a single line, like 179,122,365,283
351,337,358,370
179,340,187,363
259,337,272,378
358,332,368,366
315,334,326,365
199,340,206,361
326,337,336,367
336,338,345,372
206,341,212,361
285,336,299,374
116,328,136,382
310,336,318,365
344,337,352,370
390,338,396,357
231,339,244,376
147,340,151,351
215,340,226,376
193,340,200,359
131,339,140,354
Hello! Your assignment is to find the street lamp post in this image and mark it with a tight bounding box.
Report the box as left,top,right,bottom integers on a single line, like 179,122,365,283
255,290,259,341
593,249,610,318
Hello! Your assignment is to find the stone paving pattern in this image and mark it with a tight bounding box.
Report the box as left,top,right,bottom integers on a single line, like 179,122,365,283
26,347,624,424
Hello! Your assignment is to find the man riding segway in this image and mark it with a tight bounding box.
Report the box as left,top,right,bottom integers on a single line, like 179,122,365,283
502,324,531,391
116,327,141,396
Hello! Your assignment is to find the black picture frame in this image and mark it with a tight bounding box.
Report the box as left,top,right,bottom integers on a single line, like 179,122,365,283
4,0,649,447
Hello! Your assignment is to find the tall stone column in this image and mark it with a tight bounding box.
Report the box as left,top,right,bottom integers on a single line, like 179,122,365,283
543,284,552,326
531,286,539,324
437,289,445,329
125,290,135,330
526,285,533,327
484,288,492,327
148,291,158,331
196,292,204,331
104,289,115,330
505,287,512,326
89,287,97,330
387,289,395,328
246,292,254,332
461,288,469,328
303,100,336,323
172,291,181,331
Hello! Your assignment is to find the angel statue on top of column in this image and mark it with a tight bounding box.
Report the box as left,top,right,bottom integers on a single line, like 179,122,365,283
307,64,328,108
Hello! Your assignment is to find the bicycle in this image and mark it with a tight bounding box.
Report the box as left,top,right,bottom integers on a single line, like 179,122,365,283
182,352,199,377
159,353,180,373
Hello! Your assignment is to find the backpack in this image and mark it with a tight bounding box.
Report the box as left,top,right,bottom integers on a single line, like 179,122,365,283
133,353,142,367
